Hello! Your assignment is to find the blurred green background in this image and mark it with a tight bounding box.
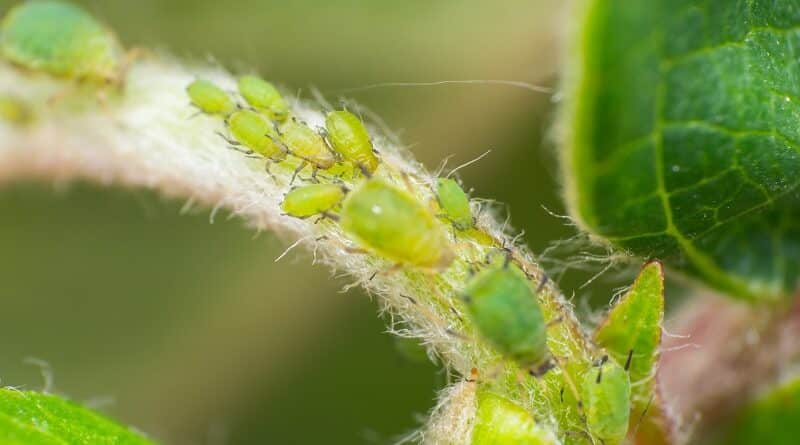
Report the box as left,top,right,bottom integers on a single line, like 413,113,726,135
0,1,635,444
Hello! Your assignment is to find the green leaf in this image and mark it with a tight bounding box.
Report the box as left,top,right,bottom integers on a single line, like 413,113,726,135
714,376,800,445
0,389,157,445
562,0,800,301
594,261,666,441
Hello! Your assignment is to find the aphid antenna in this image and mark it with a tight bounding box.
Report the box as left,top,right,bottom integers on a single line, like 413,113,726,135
336,79,554,94
309,86,333,111
433,154,455,178
446,149,492,179
551,355,583,413
630,394,655,438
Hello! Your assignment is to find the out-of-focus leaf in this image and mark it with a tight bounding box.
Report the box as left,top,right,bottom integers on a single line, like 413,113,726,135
0,389,156,445
715,376,800,445
563,0,800,301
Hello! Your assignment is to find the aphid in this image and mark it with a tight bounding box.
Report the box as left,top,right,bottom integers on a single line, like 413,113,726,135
277,118,336,181
324,110,379,174
0,96,32,124
462,261,549,371
579,353,632,445
0,1,125,84
281,183,347,218
435,178,474,230
237,75,289,121
338,178,454,270
472,391,556,445
187,79,236,116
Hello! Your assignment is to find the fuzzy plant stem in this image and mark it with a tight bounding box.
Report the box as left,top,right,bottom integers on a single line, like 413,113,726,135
0,57,598,443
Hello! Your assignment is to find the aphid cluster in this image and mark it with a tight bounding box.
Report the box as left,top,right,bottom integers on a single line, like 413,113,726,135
0,2,633,440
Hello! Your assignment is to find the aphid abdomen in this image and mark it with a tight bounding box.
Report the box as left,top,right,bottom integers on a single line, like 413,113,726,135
278,119,336,169
339,179,454,270
436,178,473,230
187,80,236,116
580,359,631,444
228,110,286,160
472,391,557,445
237,75,289,121
282,184,346,218
463,266,548,367
0,1,122,83
324,110,379,174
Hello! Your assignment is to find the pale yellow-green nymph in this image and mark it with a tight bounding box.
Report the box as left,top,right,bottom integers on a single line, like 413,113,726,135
0,1,124,84
339,178,454,270
462,263,549,371
278,118,337,181
187,79,237,116
580,354,632,444
472,391,557,445
324,110,380,175
281,184,347,219
237,75,290,121
435,178,474,230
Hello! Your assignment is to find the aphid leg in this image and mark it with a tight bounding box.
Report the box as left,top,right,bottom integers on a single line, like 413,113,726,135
263,161,277,182
320,211,340,222
358,163,373,178
291,161,307,184
528,360,555,377
46,83,77,108
545,316,563,328
310,165,320,183
345,246,369,255
536,273,550,293
624,349,634,371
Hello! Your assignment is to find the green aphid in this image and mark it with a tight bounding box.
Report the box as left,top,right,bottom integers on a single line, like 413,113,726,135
224,109,285,159
237,75,289,121
0,1,124,84
436,178,474,230
278,118,336,180
187,79,236,116
580,354,632,445
472,391,556,445
281,183,346,218
0,96,32,124
324,110,379,174
339,178,454,270
462,263,548,370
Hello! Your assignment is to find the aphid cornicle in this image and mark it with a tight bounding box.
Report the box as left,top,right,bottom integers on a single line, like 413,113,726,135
324,110,380,174
339,178,454,270
277,118,336,180
281,183,347,218
0,1,124,84
435,178,474,230
237,75,289,121
462,262,548,370
187,79,236,116
580,354,632,445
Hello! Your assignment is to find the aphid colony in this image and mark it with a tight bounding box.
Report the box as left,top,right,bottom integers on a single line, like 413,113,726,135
0,2,636,441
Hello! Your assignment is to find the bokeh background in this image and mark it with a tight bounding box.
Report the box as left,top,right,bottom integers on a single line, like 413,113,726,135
0,1,662,444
